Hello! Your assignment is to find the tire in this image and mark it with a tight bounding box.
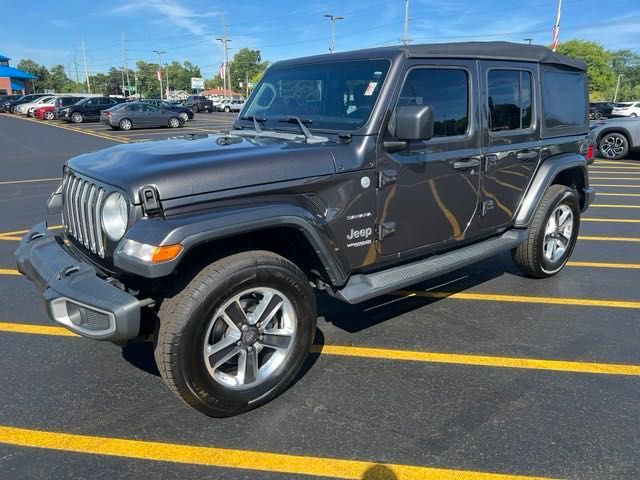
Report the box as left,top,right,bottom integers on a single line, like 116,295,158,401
44,111,54,120
599,132,629,160
168,116,181,128
224,106,231,113
594,111,603,119
70,112,84,123
119,118,133,131
513,184,580,278
631,113,638,118
154,250,317,417
10,106,17,113
179,112,189,122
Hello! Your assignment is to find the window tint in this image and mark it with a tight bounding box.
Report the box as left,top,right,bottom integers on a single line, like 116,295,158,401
397,68,469,137
86,98,98,106
542,71,587,128
488,70,532,131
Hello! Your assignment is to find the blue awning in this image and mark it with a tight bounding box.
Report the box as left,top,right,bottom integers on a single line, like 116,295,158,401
11,80,24,91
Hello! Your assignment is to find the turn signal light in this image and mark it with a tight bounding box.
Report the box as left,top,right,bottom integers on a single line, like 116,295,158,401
151,244,183,263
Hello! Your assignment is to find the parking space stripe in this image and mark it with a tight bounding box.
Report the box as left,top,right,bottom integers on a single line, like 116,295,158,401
590,166,640,170
591,184,640,188
590,177,640,181
0,322,76,336
395,290,640,309
0,425,555,480
590,204,640,209
0,225,62,238
567,261,640,269
3,115,130,143
583,217,640,223
0,178,60,186
579,235,640,242
589,171,640,175
596,192,640,197
0,269,20,276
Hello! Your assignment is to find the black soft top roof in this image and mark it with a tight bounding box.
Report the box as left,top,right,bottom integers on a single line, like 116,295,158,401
276,41,586,71
403,42,585,70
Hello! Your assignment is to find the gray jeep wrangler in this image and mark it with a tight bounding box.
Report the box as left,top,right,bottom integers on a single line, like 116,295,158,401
16,42,595,417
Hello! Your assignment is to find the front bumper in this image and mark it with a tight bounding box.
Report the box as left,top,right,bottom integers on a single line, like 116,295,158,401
15,222,141,341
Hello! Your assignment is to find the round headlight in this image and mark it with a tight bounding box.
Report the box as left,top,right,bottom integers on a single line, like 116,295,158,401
101,192,129,241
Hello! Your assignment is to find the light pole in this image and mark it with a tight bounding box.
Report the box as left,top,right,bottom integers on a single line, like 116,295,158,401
324,14,344,54
152,50,166,99
217,36,231,98
401,0,411,45
614,74,624,102
523,38,532,45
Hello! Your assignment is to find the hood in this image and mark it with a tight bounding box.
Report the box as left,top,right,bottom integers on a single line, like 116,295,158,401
67,134,337,204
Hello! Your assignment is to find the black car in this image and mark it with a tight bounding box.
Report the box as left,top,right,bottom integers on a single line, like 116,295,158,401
183,95,214,113
60,96,126,123
2,94,48,113
53,96,85,119
589,101,614,119
141,98,194,121
17,42,595,417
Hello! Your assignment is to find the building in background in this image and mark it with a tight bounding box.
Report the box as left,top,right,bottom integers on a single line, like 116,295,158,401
0,53,37,95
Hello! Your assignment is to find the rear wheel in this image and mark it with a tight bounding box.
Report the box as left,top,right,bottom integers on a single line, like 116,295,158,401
119,118,133,131
513,184,580,278
70,112,84,123
599,132,629,160
154,251,316,417
44,111,54,120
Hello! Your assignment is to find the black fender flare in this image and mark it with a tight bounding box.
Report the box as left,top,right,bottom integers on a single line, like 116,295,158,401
514,153,590,227
114,199,350,286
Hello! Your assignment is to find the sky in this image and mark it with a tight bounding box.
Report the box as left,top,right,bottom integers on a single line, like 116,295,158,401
2,0,639,79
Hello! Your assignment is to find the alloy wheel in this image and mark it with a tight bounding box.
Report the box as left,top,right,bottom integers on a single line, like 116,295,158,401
600,134,626,159
543,204,573,263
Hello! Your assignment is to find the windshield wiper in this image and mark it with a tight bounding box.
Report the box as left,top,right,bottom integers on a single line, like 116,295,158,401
277,116,325,143
238,115,266,133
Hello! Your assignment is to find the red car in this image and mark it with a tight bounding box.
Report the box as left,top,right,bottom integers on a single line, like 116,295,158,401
34,105,55,120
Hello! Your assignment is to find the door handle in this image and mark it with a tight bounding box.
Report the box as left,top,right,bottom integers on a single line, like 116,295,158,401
516,150,538,161
453,158,481,170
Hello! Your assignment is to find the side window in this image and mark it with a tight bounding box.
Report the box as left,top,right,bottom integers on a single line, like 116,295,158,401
487,70,532,132
397,68,469,137
542,71,587,128
86,98,98,106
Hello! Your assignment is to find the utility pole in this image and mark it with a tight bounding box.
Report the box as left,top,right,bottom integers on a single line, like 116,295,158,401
165,63,170,99
73,54,80,84
324,14,344,54
217,14,231,99
614,74,624,102
551,0,562,52
523,38,532,45
401,0,411,45
122,32,131,95
81,39,91,93
153,50,166,99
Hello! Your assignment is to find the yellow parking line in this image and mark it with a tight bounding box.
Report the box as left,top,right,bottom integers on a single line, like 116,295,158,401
596,192,640,197
595,161,640,167
590,204,640,209
0,269,20,276
583,217,640,223
0,236,21,241
591,165,640,169
0,425,555,480
589,171,640,175
0,225,62,238
0,178,60,186
590,177,640,180
567,261,640,269
0,322,76,336
396,290,640,309
579,235,640,242
591,184,640,188
4,115,130,144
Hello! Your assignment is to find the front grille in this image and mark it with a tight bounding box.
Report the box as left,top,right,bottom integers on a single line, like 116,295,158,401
62,171,107,258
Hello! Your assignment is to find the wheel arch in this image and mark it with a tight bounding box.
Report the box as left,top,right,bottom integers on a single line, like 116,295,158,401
596,127,632,146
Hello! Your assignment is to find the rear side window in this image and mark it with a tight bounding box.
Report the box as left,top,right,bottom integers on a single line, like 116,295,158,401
398,68,469,137
488,70,532,131
542,71,587,128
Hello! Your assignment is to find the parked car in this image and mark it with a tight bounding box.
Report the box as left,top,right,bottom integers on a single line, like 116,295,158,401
591,117,640,160
2,94,48,113
0,94,21,109
217,99,245,112
183,95,214,113
141,98,193,122
60,96,126,123
611,102,640,118
16,42,594,417
589,102,614,119
51,96,85,119
100,101,184,130
21,96,58,116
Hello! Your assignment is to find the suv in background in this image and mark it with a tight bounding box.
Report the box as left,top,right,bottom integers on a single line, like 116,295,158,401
217,99,245,112
184,95,214,113
60,96,126,123
17,42,595,417
589,101,613,119
611,102,640,117
591,117,640,160
52,96,85,119
2,94,48,113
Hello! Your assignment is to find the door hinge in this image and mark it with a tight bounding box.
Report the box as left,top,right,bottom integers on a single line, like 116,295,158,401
140,185,162,216
377,222,396,241
378,169,398,188
481,200,494,216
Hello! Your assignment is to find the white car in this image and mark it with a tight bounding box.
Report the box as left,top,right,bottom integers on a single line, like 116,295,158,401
18,96,57,115
218,99,245,112
611,102,640,118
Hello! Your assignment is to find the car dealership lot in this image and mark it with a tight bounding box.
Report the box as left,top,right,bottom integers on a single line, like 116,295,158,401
1,113,640,479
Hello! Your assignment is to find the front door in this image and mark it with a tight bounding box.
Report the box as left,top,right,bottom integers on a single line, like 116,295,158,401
479,62,539,229
376,60,481,255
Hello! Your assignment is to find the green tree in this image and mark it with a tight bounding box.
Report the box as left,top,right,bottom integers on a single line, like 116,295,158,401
16,59,50,91
228,48,269,92
610,49,640,101
135,60,162,98
166,60,202,92
556,40,615,100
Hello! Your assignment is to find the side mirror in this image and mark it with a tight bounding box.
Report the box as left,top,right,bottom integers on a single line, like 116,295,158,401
394,105,434,141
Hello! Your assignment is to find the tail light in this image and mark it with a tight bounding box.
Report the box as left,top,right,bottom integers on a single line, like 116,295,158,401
586,144,594,161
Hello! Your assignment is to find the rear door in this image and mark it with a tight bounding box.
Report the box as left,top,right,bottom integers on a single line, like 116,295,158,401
376,59,481,255
479,62,539,229
83,98,100,119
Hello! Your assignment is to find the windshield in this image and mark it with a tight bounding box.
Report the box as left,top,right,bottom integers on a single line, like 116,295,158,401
242,59,390,131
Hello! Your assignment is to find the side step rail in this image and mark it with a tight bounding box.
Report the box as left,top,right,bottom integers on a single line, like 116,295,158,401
335,230,527,304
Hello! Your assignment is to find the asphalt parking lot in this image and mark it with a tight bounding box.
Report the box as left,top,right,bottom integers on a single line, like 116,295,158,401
1,112,640,480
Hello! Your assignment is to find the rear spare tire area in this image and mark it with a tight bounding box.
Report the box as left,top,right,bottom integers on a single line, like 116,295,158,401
154,250,317,417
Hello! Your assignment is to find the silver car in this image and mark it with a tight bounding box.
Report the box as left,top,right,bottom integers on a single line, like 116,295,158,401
591,117,640,160
100,102,184,131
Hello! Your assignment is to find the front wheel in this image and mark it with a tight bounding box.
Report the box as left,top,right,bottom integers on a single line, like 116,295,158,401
168,116,181,128
513,184,580,278
44,111,55,120
70,112,84,123
224,106,231,113
599,132,629,160
179,112,189,122
594,111,603,119
154,251,316,417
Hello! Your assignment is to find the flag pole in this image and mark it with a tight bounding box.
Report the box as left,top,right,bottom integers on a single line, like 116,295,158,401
551,0,562,52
